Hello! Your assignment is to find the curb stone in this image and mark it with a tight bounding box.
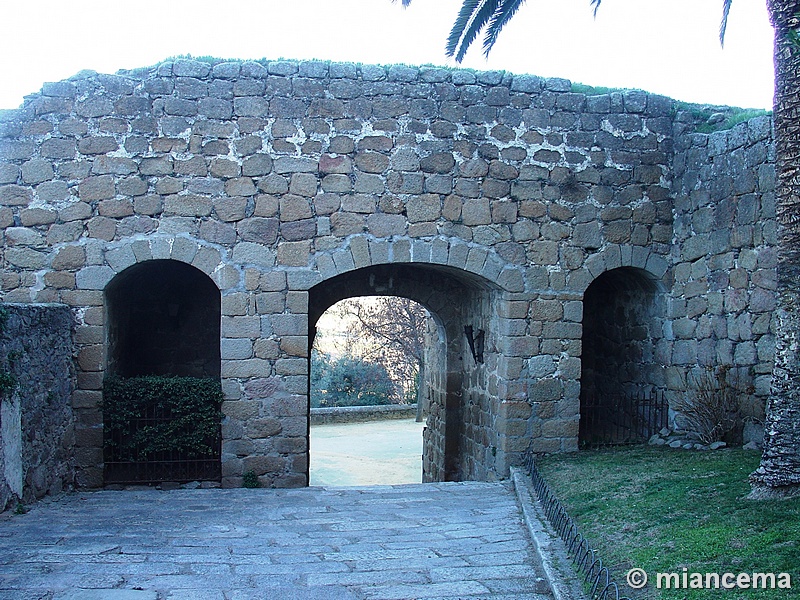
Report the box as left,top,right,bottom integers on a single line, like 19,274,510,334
511,467,589,600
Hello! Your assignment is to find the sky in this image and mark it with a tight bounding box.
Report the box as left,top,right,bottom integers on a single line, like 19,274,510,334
1,0,775,111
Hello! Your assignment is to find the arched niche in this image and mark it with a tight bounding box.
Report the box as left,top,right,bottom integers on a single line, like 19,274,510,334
105,259,221,378
579,266,667,446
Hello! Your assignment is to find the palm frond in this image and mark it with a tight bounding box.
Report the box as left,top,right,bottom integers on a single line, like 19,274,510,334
446,0,494,62
720,0,733,46
457,1,503,62
421,0,611,62
483,0,527,57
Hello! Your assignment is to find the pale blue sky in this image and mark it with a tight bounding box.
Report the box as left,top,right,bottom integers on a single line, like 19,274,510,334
1,0,774,110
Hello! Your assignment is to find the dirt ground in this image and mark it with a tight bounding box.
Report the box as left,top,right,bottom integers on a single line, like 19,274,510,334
309,418,425,486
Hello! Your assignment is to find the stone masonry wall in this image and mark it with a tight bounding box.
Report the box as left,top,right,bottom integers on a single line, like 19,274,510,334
669,115,776,432
421,314,446,482
0,56,776,487
0,304,74,510
310,404,417,425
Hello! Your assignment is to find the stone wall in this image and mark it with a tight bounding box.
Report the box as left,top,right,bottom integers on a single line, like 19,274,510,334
669,114,775,430
310,404,417,425
421,309,447,482
0,304,74,511
0,57,777,487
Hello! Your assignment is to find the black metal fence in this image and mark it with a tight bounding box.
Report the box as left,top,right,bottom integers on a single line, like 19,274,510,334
524,446,633,600
580,389,668,448
104,406,221,485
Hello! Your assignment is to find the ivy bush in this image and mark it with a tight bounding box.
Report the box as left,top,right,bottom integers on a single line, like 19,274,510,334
103,376,223,461
0,305,18,398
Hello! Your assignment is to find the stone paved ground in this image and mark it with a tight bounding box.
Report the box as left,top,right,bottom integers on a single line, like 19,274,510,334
0,482,554,600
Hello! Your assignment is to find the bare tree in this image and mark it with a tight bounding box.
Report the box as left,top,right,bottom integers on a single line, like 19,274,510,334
332,297,429,421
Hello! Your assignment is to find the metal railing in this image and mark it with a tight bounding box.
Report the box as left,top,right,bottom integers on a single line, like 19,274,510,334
104,406,221,485
524,446,633,600
579,389,668,448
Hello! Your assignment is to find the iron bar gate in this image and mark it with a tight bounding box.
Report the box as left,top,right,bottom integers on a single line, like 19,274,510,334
579,389,668,448
104,401,221,485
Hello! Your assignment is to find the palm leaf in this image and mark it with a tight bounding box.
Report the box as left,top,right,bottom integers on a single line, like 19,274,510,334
400,0,631,61
445,0,485,57
447,0,497,62
720,0,733,46
483,0,527,57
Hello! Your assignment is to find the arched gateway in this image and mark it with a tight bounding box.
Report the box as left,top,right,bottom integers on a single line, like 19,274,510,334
310,262,502,483
0,58,777,489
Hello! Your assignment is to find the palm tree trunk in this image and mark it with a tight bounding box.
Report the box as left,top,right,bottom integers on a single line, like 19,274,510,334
750,0,800,497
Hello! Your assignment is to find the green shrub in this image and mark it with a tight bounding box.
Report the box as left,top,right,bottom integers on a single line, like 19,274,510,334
103,375,223,460
242,470,260,488
310,351,397,408
0,305,17,398
0,371,16,397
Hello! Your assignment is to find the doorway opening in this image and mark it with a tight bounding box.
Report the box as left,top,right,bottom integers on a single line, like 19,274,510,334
309,296,430,486
579,267,668,447
308,262,499,484
103,260,222,484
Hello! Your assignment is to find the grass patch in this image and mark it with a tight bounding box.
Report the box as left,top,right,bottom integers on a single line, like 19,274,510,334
536,447,799,599
674,102,772,133
571,82,628,96
694,109,772,134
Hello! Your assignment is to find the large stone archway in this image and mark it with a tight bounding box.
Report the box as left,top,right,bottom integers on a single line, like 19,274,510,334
309,262,503,482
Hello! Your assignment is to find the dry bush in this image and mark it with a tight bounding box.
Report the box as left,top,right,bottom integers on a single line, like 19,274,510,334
674,366,753,444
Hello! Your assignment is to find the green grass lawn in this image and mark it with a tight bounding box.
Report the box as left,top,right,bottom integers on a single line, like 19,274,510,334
536,447,800,599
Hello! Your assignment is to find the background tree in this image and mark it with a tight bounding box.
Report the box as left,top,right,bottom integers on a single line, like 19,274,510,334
399,0,800,496
332,297,429,420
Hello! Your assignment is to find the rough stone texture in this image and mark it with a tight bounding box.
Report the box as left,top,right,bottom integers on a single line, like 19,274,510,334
0,58,777,489
669,115,775,428
0,304,74,511
0,483,554,599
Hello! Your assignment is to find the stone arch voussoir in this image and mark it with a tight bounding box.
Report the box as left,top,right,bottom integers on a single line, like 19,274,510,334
75,235,234,293
312,234,525,293
571,244,669,295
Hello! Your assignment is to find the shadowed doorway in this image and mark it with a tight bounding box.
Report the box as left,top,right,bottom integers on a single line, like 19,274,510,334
103,260,222,484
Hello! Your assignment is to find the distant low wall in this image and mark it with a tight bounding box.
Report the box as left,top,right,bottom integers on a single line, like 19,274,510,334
311,404,418,425
0,304,74,512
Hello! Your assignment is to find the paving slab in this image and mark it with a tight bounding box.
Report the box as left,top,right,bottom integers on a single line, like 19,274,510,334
0,482,554,600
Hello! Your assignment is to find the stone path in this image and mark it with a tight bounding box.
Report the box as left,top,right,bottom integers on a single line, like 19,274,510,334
0,482,555,600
